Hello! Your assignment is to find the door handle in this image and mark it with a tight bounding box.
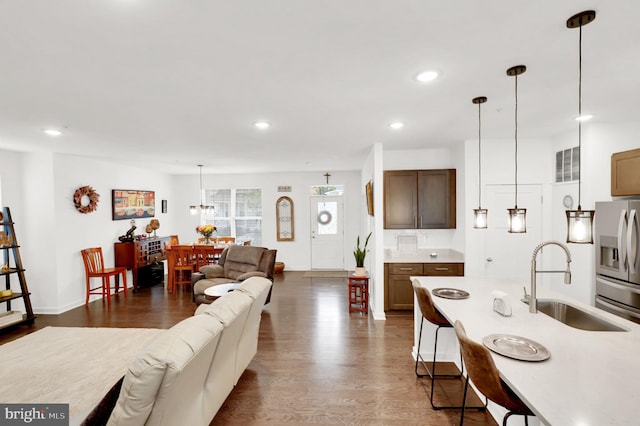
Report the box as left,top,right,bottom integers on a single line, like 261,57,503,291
629,209,638,274
618,209,628,273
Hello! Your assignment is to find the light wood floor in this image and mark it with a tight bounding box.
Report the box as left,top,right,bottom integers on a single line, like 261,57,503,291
0,271,497,425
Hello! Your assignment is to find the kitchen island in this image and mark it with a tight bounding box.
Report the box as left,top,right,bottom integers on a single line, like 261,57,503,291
413,275,640,426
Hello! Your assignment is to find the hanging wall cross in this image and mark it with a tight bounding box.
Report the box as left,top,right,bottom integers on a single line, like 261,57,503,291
324,172,331,184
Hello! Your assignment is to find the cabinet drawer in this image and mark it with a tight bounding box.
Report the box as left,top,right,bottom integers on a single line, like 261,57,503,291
388,263,423,275
423,263,464,276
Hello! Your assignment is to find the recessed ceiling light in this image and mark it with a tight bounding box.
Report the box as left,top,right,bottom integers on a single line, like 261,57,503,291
43,129,62,137
389,122,404,130
575,114,593,122
254,121,270,130
415,71,439,83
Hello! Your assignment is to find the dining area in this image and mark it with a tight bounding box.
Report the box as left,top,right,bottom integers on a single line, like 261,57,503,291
165,236,249,294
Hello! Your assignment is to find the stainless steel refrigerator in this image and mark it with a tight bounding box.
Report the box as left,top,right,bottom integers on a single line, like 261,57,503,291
595,200,640,323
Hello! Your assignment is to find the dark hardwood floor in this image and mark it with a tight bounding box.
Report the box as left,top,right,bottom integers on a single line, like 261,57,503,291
0,271,496,425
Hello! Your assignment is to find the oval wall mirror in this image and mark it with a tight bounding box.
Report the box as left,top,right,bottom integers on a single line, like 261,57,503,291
276,196,294,241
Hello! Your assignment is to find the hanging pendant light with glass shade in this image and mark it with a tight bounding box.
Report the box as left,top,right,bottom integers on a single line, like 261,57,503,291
566,10,596,244
506,65,527,233
189,165,215,215
473,96,488,229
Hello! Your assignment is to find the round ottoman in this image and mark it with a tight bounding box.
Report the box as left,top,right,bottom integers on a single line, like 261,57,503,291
274,262,285,274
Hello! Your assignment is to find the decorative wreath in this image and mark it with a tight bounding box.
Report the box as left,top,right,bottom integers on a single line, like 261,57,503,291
317,210,332,225
73,185,100,214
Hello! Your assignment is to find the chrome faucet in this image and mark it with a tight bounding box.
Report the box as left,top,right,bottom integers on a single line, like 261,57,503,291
528,241,572,313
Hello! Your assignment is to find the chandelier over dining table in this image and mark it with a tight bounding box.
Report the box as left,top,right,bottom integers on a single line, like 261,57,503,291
189,165,215,215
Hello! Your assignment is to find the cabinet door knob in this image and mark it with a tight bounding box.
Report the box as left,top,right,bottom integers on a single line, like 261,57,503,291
486,257,493,262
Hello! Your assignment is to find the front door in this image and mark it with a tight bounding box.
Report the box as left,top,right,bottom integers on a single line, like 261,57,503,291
310,196,344,269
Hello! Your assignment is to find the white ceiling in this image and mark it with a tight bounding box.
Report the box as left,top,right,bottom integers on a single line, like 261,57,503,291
1,1,638,175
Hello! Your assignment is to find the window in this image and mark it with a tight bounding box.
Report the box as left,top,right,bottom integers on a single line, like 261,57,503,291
310,184,344,196
203,188,262,246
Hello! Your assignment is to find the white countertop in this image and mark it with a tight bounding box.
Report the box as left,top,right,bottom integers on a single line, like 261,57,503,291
384,248,464,263
412,275,640,426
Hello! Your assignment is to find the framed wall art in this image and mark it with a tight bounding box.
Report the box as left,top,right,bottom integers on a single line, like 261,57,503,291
365,180,374,216
112,190,155,220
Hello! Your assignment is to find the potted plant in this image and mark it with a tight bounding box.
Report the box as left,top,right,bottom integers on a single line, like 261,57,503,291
353,232,372,276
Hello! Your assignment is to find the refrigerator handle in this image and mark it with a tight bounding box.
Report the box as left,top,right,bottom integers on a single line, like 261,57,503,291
618,209,628,273
629,209,638,274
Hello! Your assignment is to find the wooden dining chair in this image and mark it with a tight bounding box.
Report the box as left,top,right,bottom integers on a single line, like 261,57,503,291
192,245,219,271
81,247,128,305
166,245,194,294
217,236,236,245
454,320,534,426
164,234,180,250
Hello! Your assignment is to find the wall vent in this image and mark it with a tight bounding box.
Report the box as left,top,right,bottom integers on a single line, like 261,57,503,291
277,186,292,192
555,147,579,183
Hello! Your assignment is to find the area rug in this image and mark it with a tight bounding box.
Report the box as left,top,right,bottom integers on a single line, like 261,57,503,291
303,270,348,278
0,326,164,419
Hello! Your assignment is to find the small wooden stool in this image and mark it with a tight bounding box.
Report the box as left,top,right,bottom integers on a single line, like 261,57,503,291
348,273,369,314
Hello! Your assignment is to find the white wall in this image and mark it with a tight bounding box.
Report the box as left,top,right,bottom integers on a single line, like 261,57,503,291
362,144,382,318
1,151,174,313
551,121,640,304
171,170,361,271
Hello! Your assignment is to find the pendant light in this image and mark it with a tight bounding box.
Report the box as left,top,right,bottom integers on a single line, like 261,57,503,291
189,165,215,215
506,65,527,233
566,10,596,244
473,96,488,229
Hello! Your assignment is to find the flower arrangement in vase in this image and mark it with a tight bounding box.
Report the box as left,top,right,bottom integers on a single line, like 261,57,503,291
353,232,371,276
196,224,217,244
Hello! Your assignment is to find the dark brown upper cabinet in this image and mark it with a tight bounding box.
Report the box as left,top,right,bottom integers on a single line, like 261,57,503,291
384,169,456,229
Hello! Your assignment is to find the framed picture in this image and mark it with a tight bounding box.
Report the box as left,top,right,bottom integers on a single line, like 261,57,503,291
112,190,155,220
366,180,374,216
161,199,167,214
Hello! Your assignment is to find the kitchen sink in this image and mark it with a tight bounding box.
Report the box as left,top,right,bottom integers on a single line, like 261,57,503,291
534,299,628,332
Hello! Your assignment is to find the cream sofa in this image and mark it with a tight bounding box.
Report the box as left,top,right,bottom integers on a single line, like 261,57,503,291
82,277,272,426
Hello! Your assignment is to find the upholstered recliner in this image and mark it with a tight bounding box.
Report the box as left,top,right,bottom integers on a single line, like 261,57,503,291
192,245,277,305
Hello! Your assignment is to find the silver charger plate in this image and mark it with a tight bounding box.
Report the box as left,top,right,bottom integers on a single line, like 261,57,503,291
483,334,551,362
432,288,470,299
